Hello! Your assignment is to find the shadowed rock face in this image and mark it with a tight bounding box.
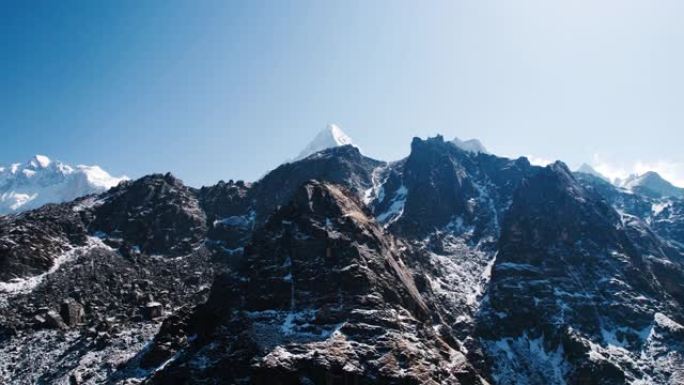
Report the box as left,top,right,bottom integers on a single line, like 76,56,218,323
479,163,684,384
196,179,253,253
375,136,532,241
576,171,684,259
236,181,428,317
252,145,384,225
192,146,385,266
90,173,208,257
146,181,483,385
196,180,252,224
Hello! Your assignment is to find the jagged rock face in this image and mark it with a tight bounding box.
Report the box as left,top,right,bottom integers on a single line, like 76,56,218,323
479,163,684,384
192,146,384,259
650,200,684,255
576,172,684,257
90,173,208,257
3,137,684,385
498,162,625,256
236,181,428,316
575,173,653,218
197,180,252,222
147,181,483,385
0,202,89,281
252,145,383,225
396,137,481,236
196,180,254,254
375,136,532,241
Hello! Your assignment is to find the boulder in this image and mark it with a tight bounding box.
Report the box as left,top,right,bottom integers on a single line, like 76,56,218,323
45,310,67,330
69,372,82,385
143,302,163,320
60,298,85,326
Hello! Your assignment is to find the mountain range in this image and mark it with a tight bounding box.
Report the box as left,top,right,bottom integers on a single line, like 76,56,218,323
1,126,683,385
575,163,684,199
0,155,126,215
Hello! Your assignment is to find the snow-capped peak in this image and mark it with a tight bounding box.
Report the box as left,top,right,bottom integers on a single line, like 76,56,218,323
30,154,52,168
0,155,127,214
293,124,355,161
576,163,610,182
619,171,684,198
327,124,353,146
451,137,488,154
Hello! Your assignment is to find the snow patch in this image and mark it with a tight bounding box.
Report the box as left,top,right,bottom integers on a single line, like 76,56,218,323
0,237,112,295
213,211,255,229
651,201,671,216
376,185,407,225
485,334,570,385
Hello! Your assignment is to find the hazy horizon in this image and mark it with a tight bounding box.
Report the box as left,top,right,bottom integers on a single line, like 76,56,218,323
2,0,683,187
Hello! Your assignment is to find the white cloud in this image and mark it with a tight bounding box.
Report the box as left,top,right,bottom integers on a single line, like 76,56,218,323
526,155,554,167
591,154,629,183
591,154,684,188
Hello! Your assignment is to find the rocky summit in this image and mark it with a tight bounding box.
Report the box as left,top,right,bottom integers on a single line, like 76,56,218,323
1,135,684,385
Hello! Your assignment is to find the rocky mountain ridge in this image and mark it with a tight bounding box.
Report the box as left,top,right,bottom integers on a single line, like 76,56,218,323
1,135,683,384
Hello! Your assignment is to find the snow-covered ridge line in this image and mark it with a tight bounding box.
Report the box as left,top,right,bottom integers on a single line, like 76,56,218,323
376,185,407,225
0,154,127,214
575,163,684,198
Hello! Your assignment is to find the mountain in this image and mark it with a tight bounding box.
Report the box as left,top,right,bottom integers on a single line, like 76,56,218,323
576,163,610,182
146,181,482,384
1,135,684,385
293,124,355,161
0,155,126,215
620,171,684,199
481,162,684,384
575,164,684,199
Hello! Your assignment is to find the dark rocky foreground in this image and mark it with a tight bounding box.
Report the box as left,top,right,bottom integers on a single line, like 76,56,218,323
1,138,683,384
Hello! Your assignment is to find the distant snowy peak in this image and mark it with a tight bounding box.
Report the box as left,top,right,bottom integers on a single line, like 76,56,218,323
31,154,52,168
294,124,356,161
451,137,488,154
619,171,684,199
0,155,127,214
576,163,610,182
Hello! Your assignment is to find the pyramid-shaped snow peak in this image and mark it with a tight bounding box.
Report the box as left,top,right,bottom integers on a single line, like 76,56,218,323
294,124,355,161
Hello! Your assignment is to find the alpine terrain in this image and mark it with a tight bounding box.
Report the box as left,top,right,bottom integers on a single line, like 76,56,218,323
0,155,126,215
1,125,683,385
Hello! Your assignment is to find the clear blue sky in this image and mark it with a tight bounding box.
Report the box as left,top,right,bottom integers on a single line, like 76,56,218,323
2,0,684,186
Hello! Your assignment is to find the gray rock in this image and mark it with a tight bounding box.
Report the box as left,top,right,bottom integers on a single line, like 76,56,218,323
143,302,163,320
45,310,67,330
60,298,85,326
